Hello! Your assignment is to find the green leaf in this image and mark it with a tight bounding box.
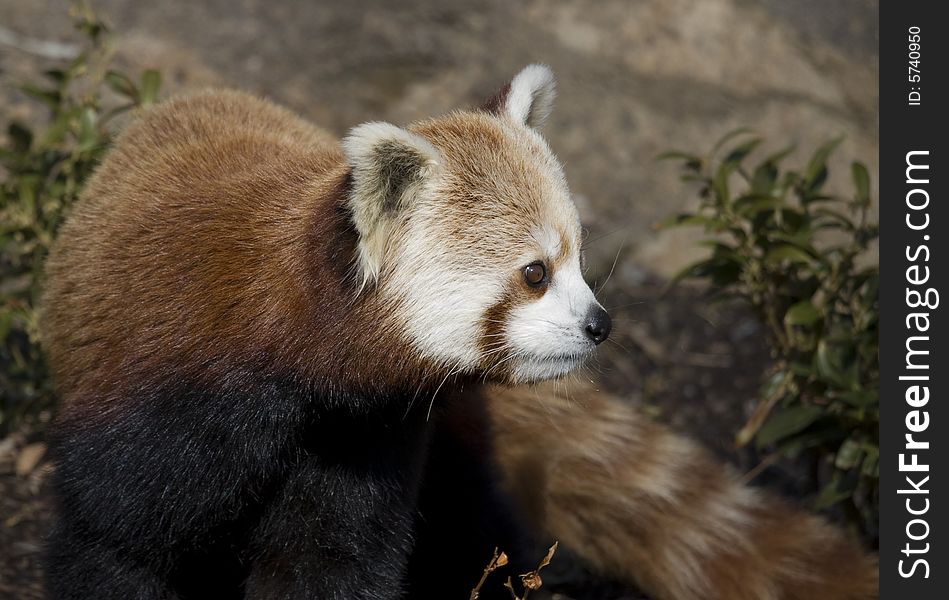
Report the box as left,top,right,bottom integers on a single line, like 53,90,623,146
837,389,878,408
17,175,38,212
861,446,880,478
99,102,136,126
774,421,846,458
77,107,100,153
711,127,755,157
749,145,795,194
712,165,731,207
769,233,819,255
19,84,61,110
787,361,812,377
760,371,789,399
813,207,855,229
756,405,824,447
765,244,814,265
804,137,843,183
814,472,855,510
803,167,828,198
834,437,865,470
780,170,801,190
734,194,784,217
710,139,762,205
751,162,777,194
656,151,703,175
722,138,762,167
762,144,797,166
140,69,161,107
41,107,73,145
816,339,858,389
851,162,871,207
656,213,723,230
752,206,810,238
801,137,843,199
784,300,821,326
106,71,139,101
736,373,793,447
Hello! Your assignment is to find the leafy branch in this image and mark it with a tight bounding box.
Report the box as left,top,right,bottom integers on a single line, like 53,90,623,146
659,131,879,541
0,2,161,434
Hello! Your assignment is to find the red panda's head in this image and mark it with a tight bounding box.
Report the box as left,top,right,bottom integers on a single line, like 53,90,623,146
342,65,609,384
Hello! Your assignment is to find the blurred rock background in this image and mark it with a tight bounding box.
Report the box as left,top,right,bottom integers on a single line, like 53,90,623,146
0,1,878,598
1,0,878,277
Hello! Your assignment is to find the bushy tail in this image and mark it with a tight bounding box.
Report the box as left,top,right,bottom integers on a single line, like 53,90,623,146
486,381,878,600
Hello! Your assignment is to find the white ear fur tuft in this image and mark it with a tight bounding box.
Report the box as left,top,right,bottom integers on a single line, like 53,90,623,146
502,64,556,129
342,122,441,290
342,122,441,189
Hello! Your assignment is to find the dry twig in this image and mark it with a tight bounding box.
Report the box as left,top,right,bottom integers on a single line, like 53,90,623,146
502,542,559,600
470,548,509,600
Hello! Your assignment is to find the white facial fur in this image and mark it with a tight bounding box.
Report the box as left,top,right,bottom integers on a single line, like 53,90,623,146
506,234,603,383
344,64,607,384
382,201,604,384
384,207,505,371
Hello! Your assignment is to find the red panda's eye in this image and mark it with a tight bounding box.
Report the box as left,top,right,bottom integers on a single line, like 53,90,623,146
523,263,547,287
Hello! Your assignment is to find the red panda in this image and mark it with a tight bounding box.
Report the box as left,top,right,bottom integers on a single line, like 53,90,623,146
39,65,876,599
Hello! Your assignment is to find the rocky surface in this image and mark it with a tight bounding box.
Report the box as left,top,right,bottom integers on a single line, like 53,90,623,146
2,0,878,279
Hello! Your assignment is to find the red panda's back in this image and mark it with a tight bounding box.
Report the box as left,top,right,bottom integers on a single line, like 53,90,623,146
41,90,346,415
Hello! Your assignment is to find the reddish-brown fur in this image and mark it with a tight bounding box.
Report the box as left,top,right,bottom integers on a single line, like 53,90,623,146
41,88,878,599
488,380,879,600
42,91,434,423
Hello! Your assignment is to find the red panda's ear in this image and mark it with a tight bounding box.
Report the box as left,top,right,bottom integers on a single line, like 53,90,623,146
342,122,441,290
483,64,556,129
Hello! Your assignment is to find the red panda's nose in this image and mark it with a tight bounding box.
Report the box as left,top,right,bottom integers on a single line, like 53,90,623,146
584,306,612,345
